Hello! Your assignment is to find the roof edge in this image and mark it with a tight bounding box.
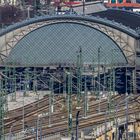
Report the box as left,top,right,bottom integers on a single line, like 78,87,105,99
0,15,139,39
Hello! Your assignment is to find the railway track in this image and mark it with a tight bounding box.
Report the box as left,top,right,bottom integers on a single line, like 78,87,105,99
23,107,140,140
4,94,140,139
4,95,118,129
5,95,137,129
5,95,65,126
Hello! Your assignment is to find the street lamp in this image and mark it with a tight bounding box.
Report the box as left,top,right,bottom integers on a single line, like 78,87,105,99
76,110,80,140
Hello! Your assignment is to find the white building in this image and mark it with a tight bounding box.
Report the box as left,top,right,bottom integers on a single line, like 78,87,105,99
0,0,18,5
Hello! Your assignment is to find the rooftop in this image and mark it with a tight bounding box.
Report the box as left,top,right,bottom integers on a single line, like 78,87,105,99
90,8,140,30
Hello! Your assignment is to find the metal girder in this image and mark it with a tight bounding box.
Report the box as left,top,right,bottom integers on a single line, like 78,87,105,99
0,19,137,66
89,23,135,66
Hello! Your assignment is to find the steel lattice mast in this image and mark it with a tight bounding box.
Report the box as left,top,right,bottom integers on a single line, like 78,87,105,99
0,77,5,140
77,47,83,107
0,67,9,140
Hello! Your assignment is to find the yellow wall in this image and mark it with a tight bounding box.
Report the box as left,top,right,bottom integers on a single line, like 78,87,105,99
135,122,140,139
96,121,140,140
96,129,113,140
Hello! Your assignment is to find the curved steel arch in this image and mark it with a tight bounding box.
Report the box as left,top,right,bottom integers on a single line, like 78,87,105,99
6,22,127,65
0,15,138,66
0,15,139,38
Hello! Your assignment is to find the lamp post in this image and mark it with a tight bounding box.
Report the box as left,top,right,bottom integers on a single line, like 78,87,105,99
76,110,80,140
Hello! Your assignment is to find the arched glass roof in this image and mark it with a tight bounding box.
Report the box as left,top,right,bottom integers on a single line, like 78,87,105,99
6,22,127,66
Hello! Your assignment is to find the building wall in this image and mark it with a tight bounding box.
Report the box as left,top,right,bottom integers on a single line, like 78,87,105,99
96,121,140,140
0,0,17,5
